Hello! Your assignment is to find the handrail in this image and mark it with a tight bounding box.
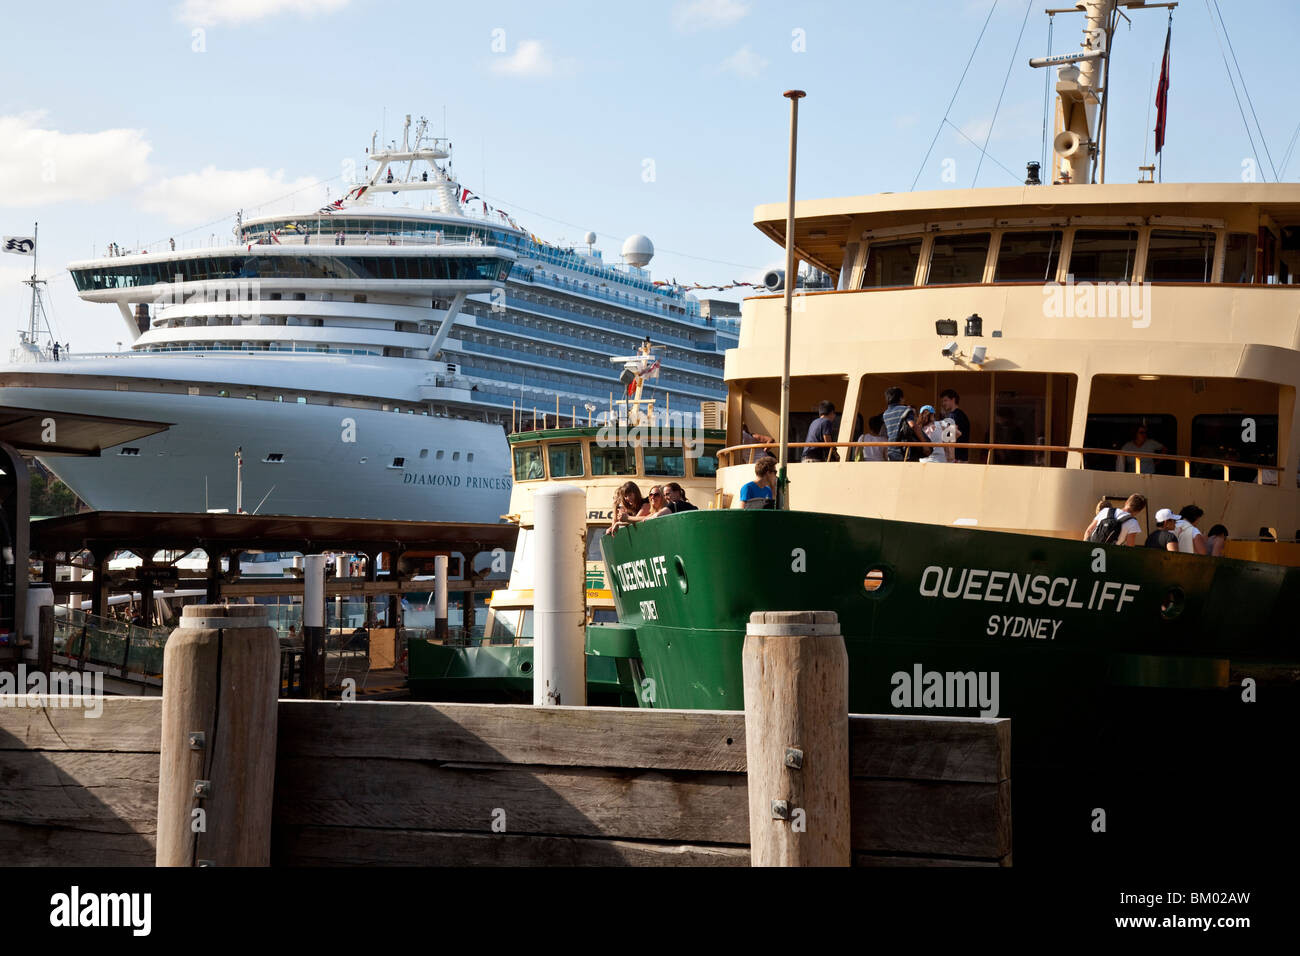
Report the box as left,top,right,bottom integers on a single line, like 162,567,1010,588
719,440,1279,482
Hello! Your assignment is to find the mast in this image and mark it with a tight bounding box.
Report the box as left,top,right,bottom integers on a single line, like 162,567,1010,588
1036,2,1177,185
21,221,49,353
777,90,805,509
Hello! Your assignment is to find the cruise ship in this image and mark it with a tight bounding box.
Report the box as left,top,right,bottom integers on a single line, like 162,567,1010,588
0,116,737,520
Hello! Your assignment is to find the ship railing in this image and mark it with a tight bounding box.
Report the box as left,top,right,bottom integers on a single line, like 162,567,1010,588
96,233,499,257
719,441,1283,485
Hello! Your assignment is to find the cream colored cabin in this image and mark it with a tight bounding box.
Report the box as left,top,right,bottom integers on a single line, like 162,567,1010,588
722,183,1300,563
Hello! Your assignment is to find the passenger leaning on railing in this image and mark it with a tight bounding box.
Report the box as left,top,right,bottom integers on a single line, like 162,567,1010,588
801,401,838,462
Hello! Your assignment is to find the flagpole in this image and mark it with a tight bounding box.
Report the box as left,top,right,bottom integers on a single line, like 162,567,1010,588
777,90,805,511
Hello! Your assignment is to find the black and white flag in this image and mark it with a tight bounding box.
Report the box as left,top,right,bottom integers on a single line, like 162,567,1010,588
3,237,36,256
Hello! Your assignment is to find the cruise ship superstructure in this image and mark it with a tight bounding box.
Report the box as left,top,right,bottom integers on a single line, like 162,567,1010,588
0,116,736,519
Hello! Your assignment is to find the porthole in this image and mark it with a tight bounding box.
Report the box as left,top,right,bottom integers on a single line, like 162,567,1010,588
863,564,894,597
520,660,533,674
1160,586,1185,620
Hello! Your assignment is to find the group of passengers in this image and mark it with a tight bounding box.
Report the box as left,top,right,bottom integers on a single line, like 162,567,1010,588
1082,493,1229,555
740,387,974,466
608,480,699,533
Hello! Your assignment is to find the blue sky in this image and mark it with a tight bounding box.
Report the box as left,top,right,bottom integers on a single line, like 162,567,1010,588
2,0,1297,352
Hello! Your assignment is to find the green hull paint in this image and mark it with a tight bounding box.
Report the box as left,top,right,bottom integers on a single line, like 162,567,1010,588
405,638,640,706
600,511,1300,758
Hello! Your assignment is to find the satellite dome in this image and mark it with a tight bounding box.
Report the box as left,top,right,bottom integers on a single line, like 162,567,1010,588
584,231,597,245
622,234,654,268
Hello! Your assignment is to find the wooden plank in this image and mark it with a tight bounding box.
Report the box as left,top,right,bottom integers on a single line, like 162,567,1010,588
0,822,156,866
0,752,158,832
273,756,750,844
276,700,748,772
851,778,1012,859
274,827,750,867
849,714,1011,783
0,697,162,752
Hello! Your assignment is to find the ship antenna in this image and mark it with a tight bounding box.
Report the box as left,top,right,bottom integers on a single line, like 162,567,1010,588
777,90,805,510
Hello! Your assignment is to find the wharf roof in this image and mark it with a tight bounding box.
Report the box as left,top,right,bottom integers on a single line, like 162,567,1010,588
29,511,518,557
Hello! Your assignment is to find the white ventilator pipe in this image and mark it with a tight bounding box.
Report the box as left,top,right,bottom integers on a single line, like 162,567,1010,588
303,555,326,628
434,554,449,641
532,484,587,706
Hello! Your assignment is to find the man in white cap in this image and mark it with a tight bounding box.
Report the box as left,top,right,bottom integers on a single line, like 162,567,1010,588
1144,508,1180,551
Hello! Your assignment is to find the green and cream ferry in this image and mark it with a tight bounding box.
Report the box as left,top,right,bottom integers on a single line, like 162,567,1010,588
599,1,1300,860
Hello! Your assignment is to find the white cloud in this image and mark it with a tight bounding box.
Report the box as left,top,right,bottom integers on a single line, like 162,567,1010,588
489,39,568,77
139,167,323,225
177,0,350,26
0,112,152,207
719,45,768,79
673,0,750,32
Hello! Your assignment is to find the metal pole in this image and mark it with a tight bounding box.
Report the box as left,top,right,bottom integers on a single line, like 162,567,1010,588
778,90,805,510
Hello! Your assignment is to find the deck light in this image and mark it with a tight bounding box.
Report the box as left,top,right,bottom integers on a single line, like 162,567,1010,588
941,342,961,359
971,346,988,364
965,313,983,336
935,319,958,336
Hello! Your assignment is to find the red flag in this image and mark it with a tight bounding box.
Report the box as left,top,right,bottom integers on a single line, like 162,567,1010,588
1154,22,1171,154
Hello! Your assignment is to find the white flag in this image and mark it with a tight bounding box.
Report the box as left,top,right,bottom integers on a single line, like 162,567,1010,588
3,237,35,256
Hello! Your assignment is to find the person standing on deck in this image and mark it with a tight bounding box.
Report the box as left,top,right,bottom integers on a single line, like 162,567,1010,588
1117,424,1166,474
881,388,914,462
938,389,970,461
1145,508,1180,551
801,401,837,462
1175,505,1209,554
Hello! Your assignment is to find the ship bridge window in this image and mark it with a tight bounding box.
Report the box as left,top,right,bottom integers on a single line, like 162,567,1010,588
119,447,141,457
591,444,636,477
644,447,685,477
264,453,284,463
994,230,1063,282
513,445,545,481
547,442,584,478
1145,231,1215,283
925,233,991,285
1067,229,1138,282
389,457,405,469
1223,232,1259,283
860,238,923,288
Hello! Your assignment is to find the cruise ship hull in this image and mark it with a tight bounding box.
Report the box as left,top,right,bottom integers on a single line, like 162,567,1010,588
0,385,511,521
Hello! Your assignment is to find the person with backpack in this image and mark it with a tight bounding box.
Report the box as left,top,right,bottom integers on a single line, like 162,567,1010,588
881,387,914,462
1082,494,1147,546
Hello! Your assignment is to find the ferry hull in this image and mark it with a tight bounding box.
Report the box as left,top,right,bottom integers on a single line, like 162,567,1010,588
599,510,1300,861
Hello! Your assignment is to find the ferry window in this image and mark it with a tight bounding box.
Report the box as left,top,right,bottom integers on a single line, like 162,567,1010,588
925,233,991,285
586,527,606,561
1068,229,1138,282
994,230,1063,282
694,445,722,478
296,396,306,404
263,453,284,463
452,451,460,461
513,445,545,480
591,444,636,477
591,608,619,624
860,238,922,288
644,447,685,477
519,610,534,639
1145,231,1215,282
389,457,405,469
488,610,520,642
436,450,445,460
1223,232,1258,283
1082,414,1179,474
419,448,429,459
119,448,141,457
548,443,584,478
1191,414,1277,482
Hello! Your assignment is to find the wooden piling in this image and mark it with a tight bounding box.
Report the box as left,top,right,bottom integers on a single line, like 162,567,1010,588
743,610,850,866
36,603,54,676
156,604,279,866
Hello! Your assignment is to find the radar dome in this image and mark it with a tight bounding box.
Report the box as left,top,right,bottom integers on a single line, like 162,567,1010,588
622,234,654,268
584,231,597,245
